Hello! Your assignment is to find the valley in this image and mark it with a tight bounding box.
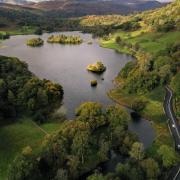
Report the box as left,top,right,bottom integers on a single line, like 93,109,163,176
0,0,179,180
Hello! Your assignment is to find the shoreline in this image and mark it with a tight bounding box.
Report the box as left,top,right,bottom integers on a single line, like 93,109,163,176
100,33,174,153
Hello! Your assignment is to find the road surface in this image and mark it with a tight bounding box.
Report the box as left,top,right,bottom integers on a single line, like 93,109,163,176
164,86,180,151
164,86,180,180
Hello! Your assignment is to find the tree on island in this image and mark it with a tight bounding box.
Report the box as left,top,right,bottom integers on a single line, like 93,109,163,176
87,61,106,73
26,38,44,47
47,34,83,44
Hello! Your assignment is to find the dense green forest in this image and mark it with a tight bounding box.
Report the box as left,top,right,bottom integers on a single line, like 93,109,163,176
8,102,178,180
0,56,63,122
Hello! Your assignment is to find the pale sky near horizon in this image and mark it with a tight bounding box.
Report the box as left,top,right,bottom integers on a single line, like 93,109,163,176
25,0,173,2
157,0,173,2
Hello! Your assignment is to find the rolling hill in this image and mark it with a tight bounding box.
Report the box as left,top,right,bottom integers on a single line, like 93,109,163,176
0,0,165,16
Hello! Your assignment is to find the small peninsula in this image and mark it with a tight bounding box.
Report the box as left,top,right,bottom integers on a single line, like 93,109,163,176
87,61,106,73
26,38,44,47
47,34,83,44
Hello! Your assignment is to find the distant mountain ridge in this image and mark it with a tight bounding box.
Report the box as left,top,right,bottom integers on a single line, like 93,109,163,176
0,0,166,16
26,0,164,15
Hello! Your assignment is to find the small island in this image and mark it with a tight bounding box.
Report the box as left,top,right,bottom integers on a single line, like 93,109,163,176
87,41,93,45
90,80,97,86
87,61,106,73
26,38,44,47
47,34,83,44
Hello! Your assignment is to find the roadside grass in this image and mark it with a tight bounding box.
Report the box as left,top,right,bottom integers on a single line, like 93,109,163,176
0,118,63,179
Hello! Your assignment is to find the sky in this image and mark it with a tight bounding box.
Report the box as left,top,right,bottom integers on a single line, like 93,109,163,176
25,0,173,2
157,0,173,2
1,0,174,3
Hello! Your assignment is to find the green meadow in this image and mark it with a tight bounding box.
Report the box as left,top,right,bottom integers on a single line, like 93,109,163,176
0,118,63,179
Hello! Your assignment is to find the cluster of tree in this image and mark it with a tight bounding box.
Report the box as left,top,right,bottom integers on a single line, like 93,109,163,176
0,7,81,34
115,20,141,31
26,38,44,47
88,143,179,180
80,15,124,27
131,98,147,113
118,40,180,94
80,15,133,37
81,25,113,37
8,102,138,180
140,0,180,31
80,1,180,36
47,34,83,44
0,56,63,122
171,72,180,117
156,20,176,32
34,27,43,35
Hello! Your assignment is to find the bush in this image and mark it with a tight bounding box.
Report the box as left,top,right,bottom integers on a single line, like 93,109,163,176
153,56,171,70
119,61,136,79
115,36,122,44
118,21,140,31
124,71,160,93
131,98,147,112
157,20,175,32
0,32,10,40
34,27,43,35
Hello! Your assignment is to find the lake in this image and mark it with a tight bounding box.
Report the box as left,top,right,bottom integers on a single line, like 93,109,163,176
0,31,155,148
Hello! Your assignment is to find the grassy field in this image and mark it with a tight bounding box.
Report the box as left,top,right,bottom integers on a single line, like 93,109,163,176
101,30,180,55
0,118,63,179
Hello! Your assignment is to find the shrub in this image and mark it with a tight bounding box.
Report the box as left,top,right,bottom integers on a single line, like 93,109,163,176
157,20,175,32
131,98,147,112
119,61,136,79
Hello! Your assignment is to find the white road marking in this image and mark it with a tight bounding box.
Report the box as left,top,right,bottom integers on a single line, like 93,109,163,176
166,87,180,139
173,167,180,180
166,87,180,180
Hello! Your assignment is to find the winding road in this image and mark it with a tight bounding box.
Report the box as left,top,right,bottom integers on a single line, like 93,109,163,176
164,86,180,180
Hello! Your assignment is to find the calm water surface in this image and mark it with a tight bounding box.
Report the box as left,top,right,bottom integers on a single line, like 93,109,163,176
0,31,155,148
